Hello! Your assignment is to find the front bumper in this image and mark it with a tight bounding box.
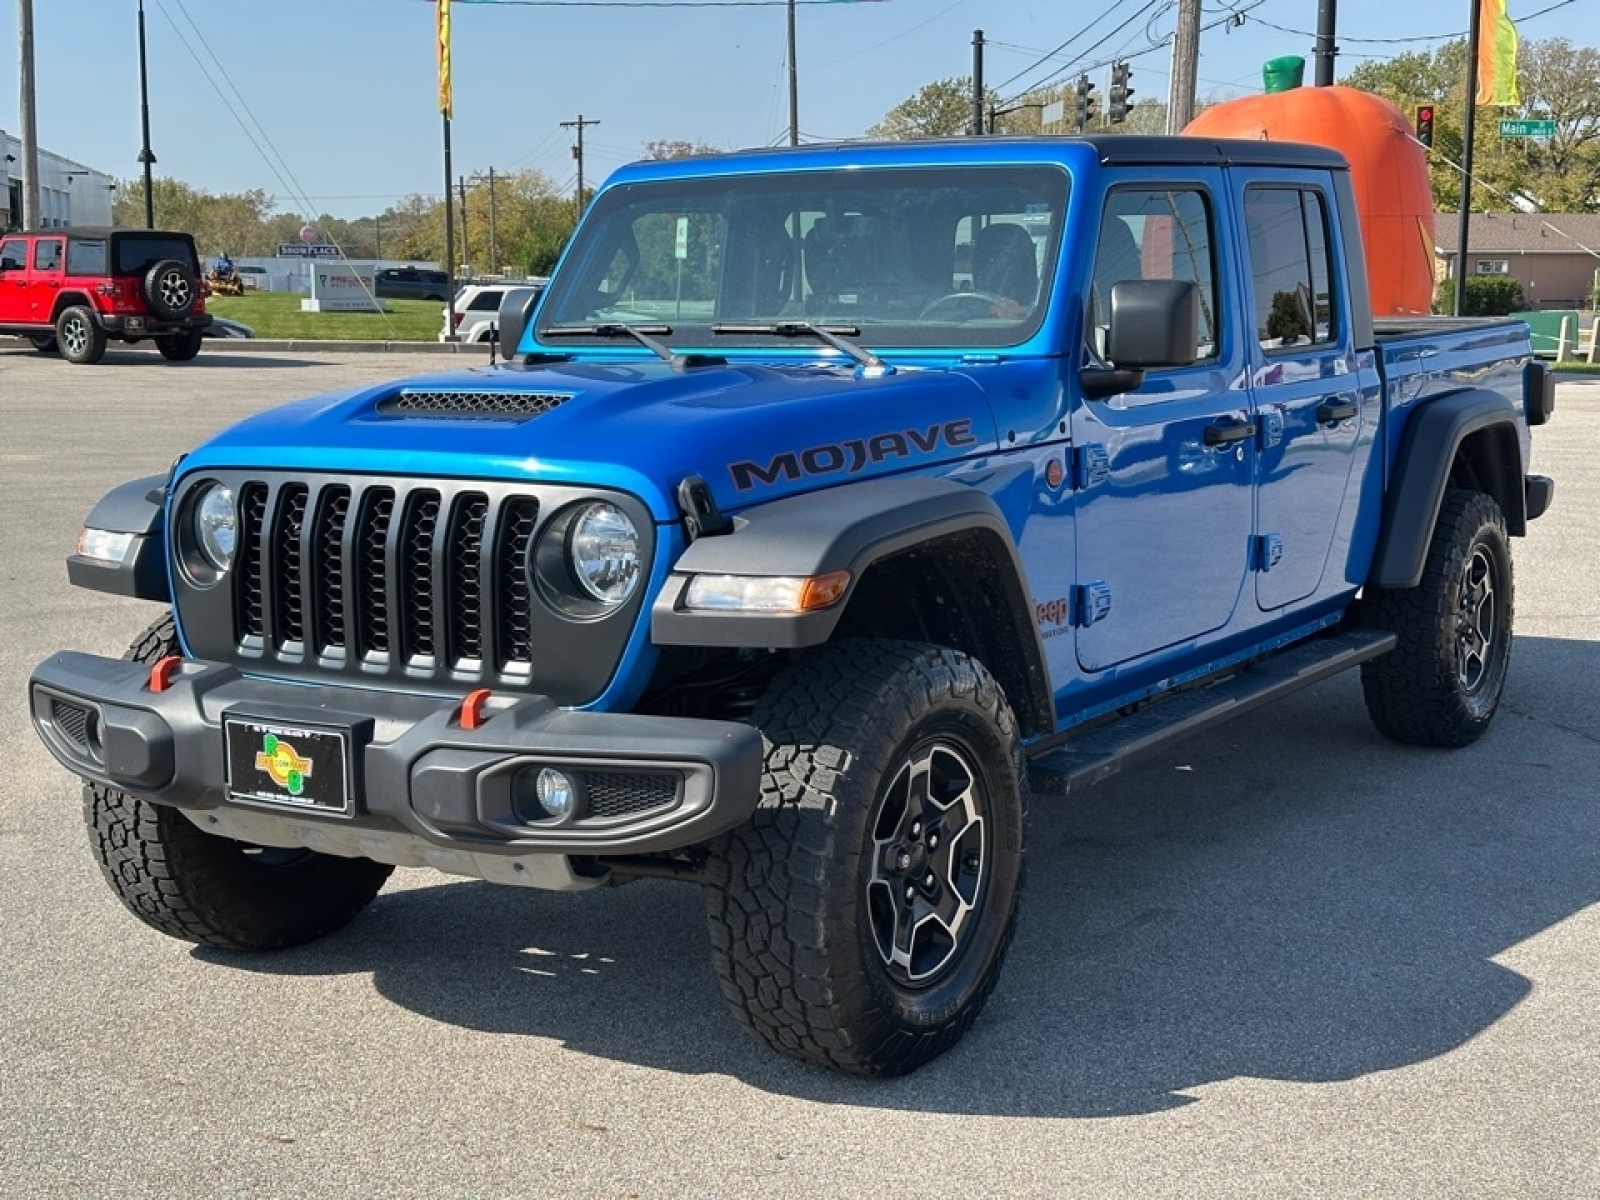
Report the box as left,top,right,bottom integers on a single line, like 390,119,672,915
30,651,763,887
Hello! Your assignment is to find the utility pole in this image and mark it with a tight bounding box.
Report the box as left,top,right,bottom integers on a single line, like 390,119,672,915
18,0,41,229
787,0,799,146
971,30,985,137
1167,0,1201,134
561,114,600,217
373,215,381,262
457,175,469,271
1313,0,1338,86
137,0,156,227
1453,0,1485,317
469,167,498,273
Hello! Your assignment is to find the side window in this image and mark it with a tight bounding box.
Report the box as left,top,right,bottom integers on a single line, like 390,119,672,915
67,238,107,275
33,239,63,271
0,239,25,272
468,290,501,311
1091,188,1219,359
1244,186,1337,350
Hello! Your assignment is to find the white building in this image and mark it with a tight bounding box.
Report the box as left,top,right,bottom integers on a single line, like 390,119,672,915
1,130,116,229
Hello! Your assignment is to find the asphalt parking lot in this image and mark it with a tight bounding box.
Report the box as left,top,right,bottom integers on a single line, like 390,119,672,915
2,340,1597,1198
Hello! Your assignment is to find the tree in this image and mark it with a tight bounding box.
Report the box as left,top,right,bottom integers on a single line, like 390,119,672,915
868,77,982,139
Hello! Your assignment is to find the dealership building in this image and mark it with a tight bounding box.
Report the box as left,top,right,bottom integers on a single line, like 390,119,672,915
1,130,116,230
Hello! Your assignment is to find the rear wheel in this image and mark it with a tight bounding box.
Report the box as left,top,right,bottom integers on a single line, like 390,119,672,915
1361,489,1514,747
156,328,204,361
56,305,106,365
83,614,394,949
705,640,1025,1075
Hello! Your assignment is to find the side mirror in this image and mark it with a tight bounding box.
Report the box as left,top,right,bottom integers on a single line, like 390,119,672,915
1106,279,1201,368
494,287,544,360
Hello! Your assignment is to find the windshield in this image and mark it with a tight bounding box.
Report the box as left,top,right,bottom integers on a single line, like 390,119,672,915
536,165,1068,350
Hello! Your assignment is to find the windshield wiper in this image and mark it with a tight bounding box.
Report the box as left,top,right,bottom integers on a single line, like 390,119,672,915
710,321,894,376
543,322,679,364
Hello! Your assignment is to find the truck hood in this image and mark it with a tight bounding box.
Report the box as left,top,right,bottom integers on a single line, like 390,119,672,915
180,358,1001,520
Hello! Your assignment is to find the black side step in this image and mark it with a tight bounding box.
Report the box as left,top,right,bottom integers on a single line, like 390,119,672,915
1027,628,1396,797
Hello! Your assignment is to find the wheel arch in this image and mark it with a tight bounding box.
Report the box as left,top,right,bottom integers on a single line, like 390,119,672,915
1371,388,1526,590
66,474,171,601
50,291,99,324
650,476,1054,736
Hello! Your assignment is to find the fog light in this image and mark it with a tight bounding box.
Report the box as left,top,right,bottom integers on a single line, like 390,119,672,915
535,768,576,820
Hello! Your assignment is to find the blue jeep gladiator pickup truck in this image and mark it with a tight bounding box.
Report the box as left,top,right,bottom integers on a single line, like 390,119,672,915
30,136,1555,1076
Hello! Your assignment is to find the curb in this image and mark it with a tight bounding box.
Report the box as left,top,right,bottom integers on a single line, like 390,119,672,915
239,339,492,354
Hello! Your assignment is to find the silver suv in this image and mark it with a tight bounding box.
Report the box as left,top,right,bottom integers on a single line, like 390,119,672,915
439,279,548,343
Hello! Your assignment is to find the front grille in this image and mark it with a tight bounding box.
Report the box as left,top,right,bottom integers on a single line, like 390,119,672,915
580,771,679,820
173,472,652,705
376,390,573,420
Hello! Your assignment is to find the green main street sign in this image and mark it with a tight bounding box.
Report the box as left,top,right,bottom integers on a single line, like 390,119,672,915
1499,118,1557,138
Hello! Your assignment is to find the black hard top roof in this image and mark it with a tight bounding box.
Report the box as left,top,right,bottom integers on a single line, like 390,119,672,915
11,227,194,239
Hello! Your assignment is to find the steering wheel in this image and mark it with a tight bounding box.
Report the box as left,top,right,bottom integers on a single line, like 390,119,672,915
920,290,1014,321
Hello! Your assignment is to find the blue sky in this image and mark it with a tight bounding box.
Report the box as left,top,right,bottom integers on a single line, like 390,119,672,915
1,0,1589,220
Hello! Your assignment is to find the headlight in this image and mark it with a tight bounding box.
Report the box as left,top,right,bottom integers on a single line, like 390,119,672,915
569,503,640,603
533,500,643,617
193,483,236,571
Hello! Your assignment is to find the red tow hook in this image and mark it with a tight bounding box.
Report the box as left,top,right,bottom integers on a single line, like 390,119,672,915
458,688,493,730
148,655,183,693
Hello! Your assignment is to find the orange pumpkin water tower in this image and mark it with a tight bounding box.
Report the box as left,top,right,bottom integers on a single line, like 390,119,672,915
1183,59,1436,315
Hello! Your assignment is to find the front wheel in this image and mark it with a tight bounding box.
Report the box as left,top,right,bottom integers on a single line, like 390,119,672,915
1360,489,1514,747
84,614,394,949
705,640,1025,1076
28,333,57,353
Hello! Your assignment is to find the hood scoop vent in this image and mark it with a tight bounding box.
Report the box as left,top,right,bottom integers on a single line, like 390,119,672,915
376,388,575,421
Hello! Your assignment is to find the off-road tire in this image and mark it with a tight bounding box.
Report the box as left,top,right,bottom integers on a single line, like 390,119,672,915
1360,489,1514,747
56,305,106,365
28,333,57,353
156,328,204,362
143,259,198,319
705,640,1025,1076
84,613,394,949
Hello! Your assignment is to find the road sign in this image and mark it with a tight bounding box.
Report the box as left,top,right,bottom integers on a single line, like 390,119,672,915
1499,119,1556,138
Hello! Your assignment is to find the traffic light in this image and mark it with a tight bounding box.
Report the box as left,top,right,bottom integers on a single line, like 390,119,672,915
1415,104,1435,148
1075,74,1096,131
1109,61,1134,123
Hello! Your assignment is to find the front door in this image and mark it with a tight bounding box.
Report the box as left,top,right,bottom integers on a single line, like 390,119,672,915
1072,178,1255,672
0,237,27,323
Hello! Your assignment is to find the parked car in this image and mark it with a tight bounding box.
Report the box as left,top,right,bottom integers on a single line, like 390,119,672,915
0,227,212,364
201,316,256,339
375,266,450,301
439,279,548,343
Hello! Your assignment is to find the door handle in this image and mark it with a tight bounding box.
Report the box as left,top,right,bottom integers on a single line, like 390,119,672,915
1203,418,1257,446
1316,398,1359,423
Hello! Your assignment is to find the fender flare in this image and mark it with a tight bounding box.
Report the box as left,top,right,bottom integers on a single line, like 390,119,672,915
651,475,1053,731
1371,388,1525,590
65,474,170,601
49,291,98,325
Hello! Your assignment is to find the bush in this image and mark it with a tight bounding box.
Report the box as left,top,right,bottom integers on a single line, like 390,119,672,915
1435,276,1526,316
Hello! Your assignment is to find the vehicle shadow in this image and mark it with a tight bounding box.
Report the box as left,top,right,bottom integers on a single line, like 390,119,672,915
198,633,1600,1117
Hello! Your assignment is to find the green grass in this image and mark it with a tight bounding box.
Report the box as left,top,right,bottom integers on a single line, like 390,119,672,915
1552,360,1600,375
206,292,442,341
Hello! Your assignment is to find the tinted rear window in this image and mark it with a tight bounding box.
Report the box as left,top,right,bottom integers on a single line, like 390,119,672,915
67,238,108,275
114,235,197,275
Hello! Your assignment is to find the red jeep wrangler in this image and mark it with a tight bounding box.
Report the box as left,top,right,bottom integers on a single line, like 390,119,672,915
0,227,212,364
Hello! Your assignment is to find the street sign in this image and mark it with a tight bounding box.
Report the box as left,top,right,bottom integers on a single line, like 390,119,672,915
1499,119,1556,138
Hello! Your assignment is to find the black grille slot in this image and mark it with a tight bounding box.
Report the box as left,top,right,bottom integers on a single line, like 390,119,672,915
274,486,309,646
377,390,573,420
51,698,92,752
314,487,351,653
236,484,267,640
356,488,395,656
399,491,442,662
448,494,489,664
581,771,679,819
496,497,539,667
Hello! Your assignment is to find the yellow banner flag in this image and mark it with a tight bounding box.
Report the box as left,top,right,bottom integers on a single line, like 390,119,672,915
437,0,452,118
1476,0,1520,107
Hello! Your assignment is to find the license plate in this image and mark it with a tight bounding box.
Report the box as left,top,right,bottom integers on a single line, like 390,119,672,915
225,718,351,814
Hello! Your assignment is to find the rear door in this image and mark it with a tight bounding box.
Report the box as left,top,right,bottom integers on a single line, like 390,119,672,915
1235,175,1374,610
27,236,65,324
1071,173,1256,672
